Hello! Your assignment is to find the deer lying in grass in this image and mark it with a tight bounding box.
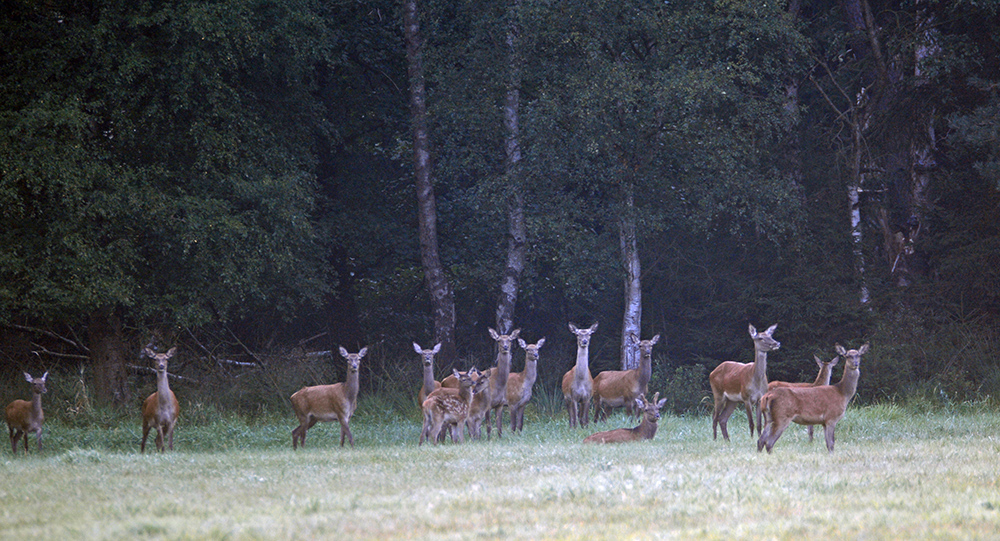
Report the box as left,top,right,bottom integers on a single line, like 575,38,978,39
290,346,366,449
5,371,48,455
583,393,667,444
420,369,488,445
593,333,659,422
414,342,442,405
767,354,839,442
757,343,869,453
141,347,180,453
505,337,544,433
709,323,780,441
563,322,598,428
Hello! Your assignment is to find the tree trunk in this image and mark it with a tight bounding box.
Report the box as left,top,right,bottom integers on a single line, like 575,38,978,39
849,119,871,305
403,0,457,362
495,0,526,335
88,307,130,406
619,182,641,370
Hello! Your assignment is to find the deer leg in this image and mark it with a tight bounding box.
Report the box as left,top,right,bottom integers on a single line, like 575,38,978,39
36,428,43,452
807,425,814,442
495,405,504,438
339,419,353,448
580,397,591,427
743,401,756,436
566,399,576,428
717,400,738,441
824,423,835,452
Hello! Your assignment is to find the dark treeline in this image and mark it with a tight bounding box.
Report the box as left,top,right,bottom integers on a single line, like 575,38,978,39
1,0,998,410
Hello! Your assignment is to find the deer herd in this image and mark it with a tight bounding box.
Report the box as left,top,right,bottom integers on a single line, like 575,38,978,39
3,322,870,455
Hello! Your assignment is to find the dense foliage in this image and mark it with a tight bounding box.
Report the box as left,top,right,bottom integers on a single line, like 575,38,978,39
1,0,998,408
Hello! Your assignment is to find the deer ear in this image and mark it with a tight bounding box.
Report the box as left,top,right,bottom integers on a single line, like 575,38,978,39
358,347,368,358
858,343,870,354
165,347,177,358
657,399,667,409
517,338,527,349
143,347,156,358
814,355,823,366
536,338,546,348
568,322,578,332
650,334,660,344
510,329,520,339
765,324,778,335
431,343,441,354
835,343,846,355
830,356,840,366
413,342,423,354
489,328,499,340
339,346,350,358
589,322,598,332
635,397,644,409
41,371,48,381
748,324,757,337
24,372,33,383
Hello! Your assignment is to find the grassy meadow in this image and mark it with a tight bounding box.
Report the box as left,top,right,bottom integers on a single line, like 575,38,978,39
2,400,1000,540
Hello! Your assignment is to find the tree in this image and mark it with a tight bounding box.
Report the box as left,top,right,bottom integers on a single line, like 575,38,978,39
402,0,458,362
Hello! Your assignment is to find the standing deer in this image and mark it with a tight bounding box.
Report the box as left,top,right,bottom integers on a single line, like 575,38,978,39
767,355,839,442
709,323,780,441
420,369,488,445
505,337,545,433
583,393,667,444
593,333,659,421
463,369,492,440
290,346,366,450
757,343,869,453
414,342,442,405
5,371,48,455
141,347,180,453
562,322,598,428
484,327,520,438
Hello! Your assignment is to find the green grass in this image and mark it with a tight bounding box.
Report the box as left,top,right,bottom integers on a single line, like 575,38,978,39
2,403,1000,539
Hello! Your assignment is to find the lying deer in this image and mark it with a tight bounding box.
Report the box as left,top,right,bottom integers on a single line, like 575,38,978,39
709,323,780,441
5,371,48,455
505,337,545,433
593,333,659,421
141,347,179,453
420,369,488,445
583,393,667,444
767,354,839,442
757,343,870,453
290,346,366,449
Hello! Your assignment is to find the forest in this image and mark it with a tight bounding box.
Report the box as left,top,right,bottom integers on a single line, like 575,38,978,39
1,0,999,414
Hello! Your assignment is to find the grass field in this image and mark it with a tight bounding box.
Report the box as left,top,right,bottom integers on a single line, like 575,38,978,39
2,401,999,540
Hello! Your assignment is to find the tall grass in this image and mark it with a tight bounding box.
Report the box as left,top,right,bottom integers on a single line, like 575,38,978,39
1,403,999,539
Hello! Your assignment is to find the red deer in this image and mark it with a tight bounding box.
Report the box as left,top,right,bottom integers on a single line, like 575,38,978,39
562,322,598,428
593,333,659,421
583,393,667,444
5,372,48,454
141,347,180,453
420,369,488,445
505,337,545,433
290,346,366,449
757,343,869,453
767,355,839,442
414,342,442,405
709,323,780,441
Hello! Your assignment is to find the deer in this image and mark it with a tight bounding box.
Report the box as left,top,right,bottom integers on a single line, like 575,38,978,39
767,354,840,442
420,368,488,445
414,342,442,405
709,323,780,441
757,342,870,453
505,337,545,433
562,322,598,428
141,347,180,453
5,371,48,455
583,393,667,444
483,327,520,439
290,346,366,450
463,368,492,440
593,333,659,422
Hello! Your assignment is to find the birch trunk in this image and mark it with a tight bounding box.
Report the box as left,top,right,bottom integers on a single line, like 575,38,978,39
403,0,457,362
495,0,526,335
619,182,641,370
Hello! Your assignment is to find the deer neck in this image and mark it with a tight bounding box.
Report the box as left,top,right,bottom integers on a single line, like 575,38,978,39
834,366,861,401
156,370,172,406
494,348,512,387
422,364,436,393
574,344,591,383
345,370,360,403
637,351,653,388
635,417,658,440
523,357,538,386
31,391,43,420
813,364,833,386
751,346,769,388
